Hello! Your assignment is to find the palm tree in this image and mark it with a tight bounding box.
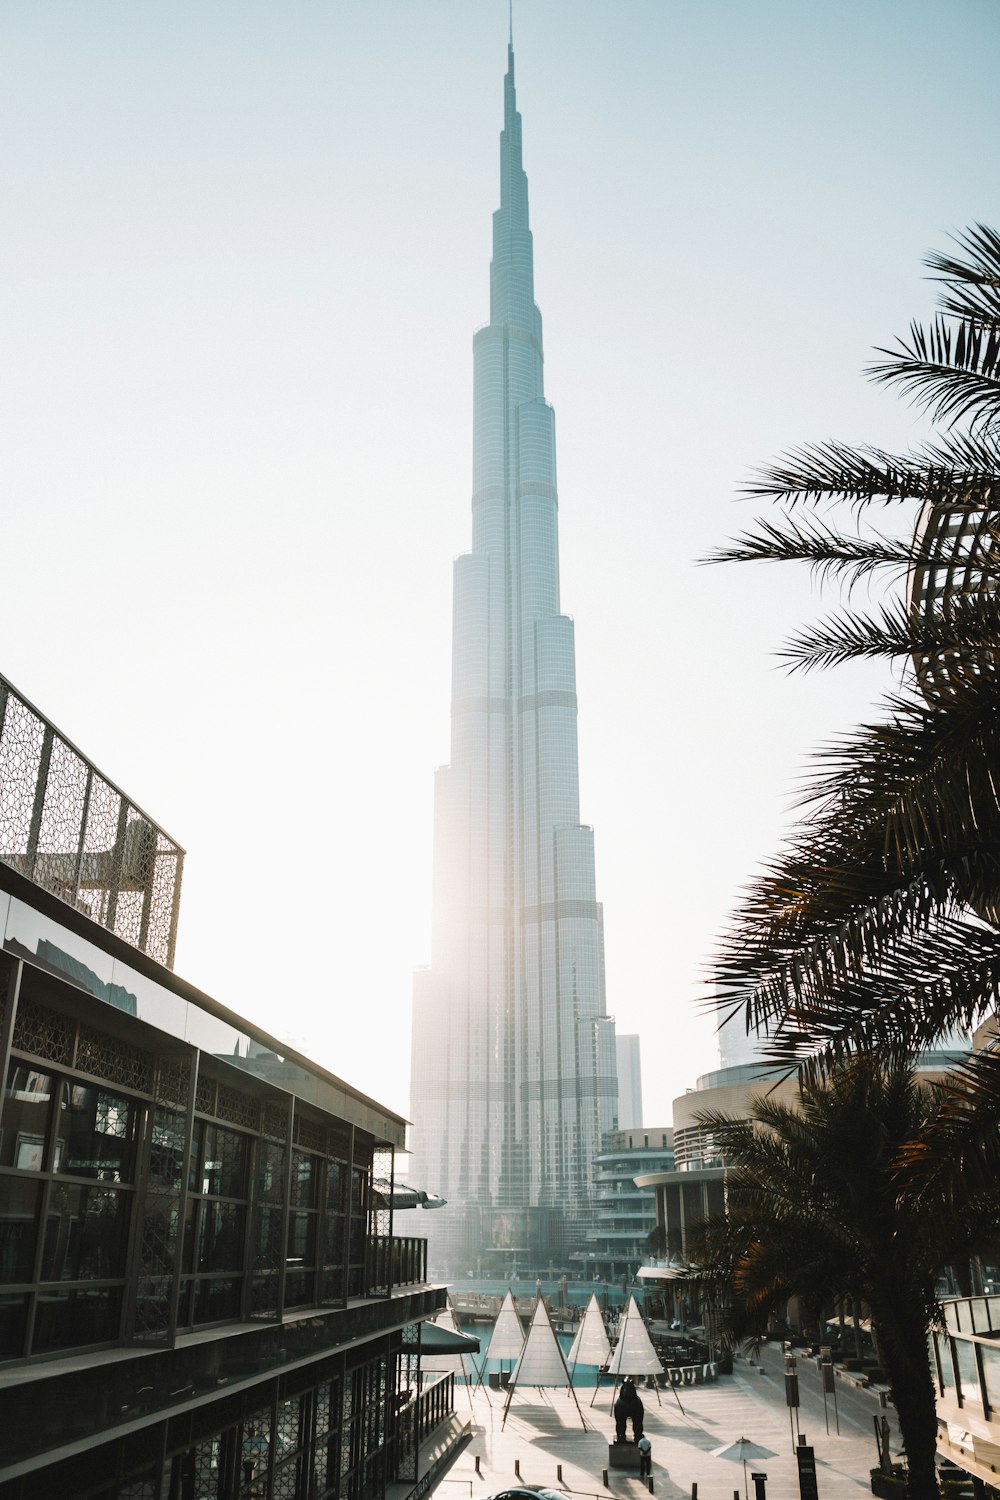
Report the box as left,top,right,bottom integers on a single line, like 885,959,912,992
687,1058,1000,1500
709,225,1000,1071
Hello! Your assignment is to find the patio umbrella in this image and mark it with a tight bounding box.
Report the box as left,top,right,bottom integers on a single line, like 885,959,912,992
712,1437,776,1500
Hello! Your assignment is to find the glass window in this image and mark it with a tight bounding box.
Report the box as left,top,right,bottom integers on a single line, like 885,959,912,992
241,1410,272,1494
0,1293,28,1359
194,1276,240,1325
41,1184,129,1281
191,1121,247,1198
326,1161,345,1212
60,1085,136,1181
258,1142,285,1203
290,1152,314,1207
0,1178,41,1283
203,1125,248,1199
199,1201,244,1273
32,1285,121,1352
287,1211,315,1264
2,1065,55,1170
149,1109,185,1191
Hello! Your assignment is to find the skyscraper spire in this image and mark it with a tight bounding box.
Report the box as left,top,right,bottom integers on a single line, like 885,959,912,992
409,35,618,1275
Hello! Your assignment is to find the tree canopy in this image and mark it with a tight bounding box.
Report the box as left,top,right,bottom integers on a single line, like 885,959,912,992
709,225,1000,1071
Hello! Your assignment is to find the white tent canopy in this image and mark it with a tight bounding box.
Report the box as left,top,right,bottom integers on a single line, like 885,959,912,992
483,1290,526,1362
502,1299,587,1429
566,1293,611,1370
513,1299,573,1386
606,1296,664,1376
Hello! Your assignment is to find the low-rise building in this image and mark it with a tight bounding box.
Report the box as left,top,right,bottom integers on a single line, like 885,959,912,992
0,673,454,1500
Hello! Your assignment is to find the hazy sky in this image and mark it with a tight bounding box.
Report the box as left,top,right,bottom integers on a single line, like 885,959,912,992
2,1,997,1129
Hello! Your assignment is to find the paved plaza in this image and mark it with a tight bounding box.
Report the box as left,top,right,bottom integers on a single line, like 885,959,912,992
436,1348,894,1500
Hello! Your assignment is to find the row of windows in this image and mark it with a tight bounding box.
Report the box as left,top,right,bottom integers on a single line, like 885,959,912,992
0,1055,374,1360
32,1349,413,1500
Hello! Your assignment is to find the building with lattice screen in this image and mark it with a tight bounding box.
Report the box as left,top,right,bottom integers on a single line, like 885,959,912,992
0,675,456,1500
408,42,618,1275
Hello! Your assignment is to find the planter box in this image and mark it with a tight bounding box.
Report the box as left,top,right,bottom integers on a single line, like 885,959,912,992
870,1466,907,1498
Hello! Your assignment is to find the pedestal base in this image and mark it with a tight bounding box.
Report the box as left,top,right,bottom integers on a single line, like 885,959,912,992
609,1444,641,1470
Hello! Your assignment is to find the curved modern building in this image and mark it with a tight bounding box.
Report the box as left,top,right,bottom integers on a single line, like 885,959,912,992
409,40,618,1274
908,494,998,697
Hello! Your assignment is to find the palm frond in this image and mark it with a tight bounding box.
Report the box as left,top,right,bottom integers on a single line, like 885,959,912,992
706,515,919,589
780,596,1000,674
741,441,998,510
925,224,1000,330
868,315,1000,434
716,916,1000,1071
897,1048,1000,1204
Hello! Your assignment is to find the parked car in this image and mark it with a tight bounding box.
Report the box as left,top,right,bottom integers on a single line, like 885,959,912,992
482,1490,570,1500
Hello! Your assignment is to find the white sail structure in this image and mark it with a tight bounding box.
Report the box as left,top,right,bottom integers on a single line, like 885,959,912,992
606,1297,663,1376
513,1300,572,1386
566,1293,611,1374
502,1299,587,1428
483,1290,527,1362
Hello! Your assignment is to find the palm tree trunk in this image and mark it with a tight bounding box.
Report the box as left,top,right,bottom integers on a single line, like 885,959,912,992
873,1309,940,1500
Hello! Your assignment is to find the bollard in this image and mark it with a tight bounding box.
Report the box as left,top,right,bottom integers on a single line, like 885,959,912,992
603,1470,609,1489
475,1457,482,1476
647,1480,654,1494
514,1461,521,1478
692,1485,698,1500
557,1467,563,1484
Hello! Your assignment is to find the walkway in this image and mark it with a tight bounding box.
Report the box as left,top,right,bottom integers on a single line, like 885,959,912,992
435,1349,892,1500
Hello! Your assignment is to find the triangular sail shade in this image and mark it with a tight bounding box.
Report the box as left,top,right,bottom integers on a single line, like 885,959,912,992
606,1296,664,1376
512,1299,574,1387
483,1290,526,1362
566,1293,611,1369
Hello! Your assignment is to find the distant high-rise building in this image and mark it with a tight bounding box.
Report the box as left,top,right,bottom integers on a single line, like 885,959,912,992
615,1035,643,1130
409,39,618,1272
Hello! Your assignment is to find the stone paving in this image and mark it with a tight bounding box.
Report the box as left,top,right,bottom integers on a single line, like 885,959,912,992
435,1355,887,1500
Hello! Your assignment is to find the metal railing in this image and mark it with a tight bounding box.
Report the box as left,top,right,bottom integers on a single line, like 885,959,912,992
414,1372,455,1446
369,1235,428,1294
0,674,184,967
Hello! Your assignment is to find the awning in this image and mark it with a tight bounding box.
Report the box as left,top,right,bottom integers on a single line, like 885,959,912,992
371,1180,447,1211
636,1264,689,1281
420,1322,481,1353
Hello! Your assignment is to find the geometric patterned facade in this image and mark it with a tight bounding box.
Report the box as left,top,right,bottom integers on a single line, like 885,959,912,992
409,42,618,1273
0,673,183,969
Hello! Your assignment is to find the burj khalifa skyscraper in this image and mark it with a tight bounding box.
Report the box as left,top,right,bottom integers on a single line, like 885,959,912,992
409,37,618,1272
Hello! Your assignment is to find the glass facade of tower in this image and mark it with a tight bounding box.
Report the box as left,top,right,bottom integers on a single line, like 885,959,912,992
409,45,618,1274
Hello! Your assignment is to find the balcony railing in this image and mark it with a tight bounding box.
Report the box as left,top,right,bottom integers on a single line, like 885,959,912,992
414,1372,455,1445
933,1297,1000,1428
368,1235,428,1295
